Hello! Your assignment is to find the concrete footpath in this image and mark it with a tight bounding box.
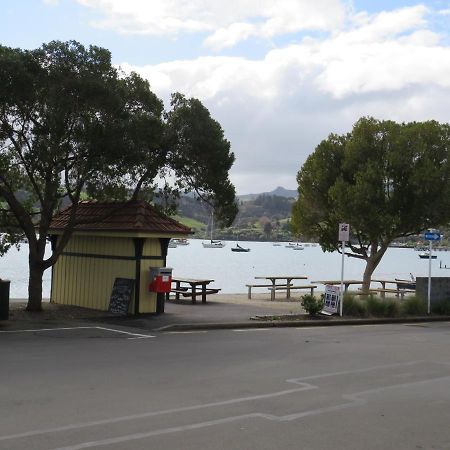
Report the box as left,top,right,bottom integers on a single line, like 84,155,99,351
3,294,450,332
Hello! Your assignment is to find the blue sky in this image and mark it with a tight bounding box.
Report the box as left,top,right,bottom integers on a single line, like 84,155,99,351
1,0,450,194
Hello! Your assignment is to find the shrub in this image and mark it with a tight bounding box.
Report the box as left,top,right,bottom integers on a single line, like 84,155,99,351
342,295,368,317
401,296,427,316
367,296,400,317
301,294,323,316
431,300,450,315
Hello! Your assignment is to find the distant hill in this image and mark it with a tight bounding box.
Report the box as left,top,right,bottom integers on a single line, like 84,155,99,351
238,186,298,202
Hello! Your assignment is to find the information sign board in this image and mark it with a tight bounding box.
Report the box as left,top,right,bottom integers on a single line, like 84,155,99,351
424,232,441,241
322,284,340,315
338,223,350,242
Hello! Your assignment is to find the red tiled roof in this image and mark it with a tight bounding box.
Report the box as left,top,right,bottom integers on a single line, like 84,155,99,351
49,200,192,235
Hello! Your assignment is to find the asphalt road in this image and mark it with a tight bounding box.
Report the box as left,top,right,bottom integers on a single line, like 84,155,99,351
2,321,450,449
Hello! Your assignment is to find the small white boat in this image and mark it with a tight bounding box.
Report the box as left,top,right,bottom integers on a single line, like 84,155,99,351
168,240,177,248
202,240,226,248
272,243,282,246
285,242,304,250
419,252,437,259
202,211,225,248
172,238,190,246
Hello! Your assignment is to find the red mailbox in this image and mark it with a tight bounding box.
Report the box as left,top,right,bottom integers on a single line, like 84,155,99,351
149,267,173,293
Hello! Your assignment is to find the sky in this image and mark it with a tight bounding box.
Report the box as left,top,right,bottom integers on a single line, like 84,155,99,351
1,1,450,195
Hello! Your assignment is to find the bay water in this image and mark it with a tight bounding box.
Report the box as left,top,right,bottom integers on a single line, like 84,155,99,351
2,240,449,298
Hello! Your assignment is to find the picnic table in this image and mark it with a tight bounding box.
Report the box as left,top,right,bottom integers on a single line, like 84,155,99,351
254,275,309,300
170,277,221,303
311,279,364,293
371,279,416,298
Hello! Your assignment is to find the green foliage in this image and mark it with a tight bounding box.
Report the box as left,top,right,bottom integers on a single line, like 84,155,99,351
401,296,427,315
164,93,237,227
342,295,368,317
431,300,450,315
301,294,324,316
292,117,450,287
367,297,401,317
0,41,237,309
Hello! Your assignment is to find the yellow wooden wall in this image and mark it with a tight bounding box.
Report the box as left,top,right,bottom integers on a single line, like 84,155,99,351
139,238,165,313
52,235,167,313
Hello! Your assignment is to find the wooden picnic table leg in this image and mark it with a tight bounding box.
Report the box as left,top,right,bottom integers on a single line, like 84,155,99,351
380,281,386,298
191,284,197,303
175,281,181,300
286,278,292,299
270,279,276,301
201,283,207,303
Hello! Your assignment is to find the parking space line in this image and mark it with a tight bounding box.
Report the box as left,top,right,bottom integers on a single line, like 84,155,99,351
233,328,272,332
0,326,155,339
166,331,208,335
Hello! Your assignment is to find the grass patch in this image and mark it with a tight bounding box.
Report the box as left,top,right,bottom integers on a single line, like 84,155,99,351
342,295,368,317
401,296,427,316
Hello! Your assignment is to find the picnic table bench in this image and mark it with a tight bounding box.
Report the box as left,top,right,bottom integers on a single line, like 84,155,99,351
268,284,317,300
170,277,221,303
246,283,292,299
371,279,416,298
254,276,309,301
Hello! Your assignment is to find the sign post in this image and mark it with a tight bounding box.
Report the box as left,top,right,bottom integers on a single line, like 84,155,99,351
338,224,350,317
424,230,441,314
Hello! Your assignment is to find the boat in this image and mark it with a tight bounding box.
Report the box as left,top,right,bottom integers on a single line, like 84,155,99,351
168,240,177,248
272,242,282,246
231,243,250,252
285,242,304,250
172,238,190,246
203,240,226,248
419,252,437,259
202,212,226,248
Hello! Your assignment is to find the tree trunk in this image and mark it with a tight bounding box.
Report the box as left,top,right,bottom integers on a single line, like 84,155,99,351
362,257,378,293
361,243,388,292
26,261,44,312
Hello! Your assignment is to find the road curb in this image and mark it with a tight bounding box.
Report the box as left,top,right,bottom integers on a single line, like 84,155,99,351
155,315,450,332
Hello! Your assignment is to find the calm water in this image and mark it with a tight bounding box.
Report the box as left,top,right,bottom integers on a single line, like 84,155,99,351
2,240,448,298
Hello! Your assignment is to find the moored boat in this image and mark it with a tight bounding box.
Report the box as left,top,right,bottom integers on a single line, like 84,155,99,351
419,252,437,259
231,243,250,252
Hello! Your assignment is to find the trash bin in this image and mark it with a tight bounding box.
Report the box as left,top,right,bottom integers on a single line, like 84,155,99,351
0,279,11,320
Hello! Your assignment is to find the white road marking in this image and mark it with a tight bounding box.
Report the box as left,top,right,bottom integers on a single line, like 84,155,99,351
0,326,155,339
166,330,208,334
52,372,450,450
233,328,272,332
0,360,428,445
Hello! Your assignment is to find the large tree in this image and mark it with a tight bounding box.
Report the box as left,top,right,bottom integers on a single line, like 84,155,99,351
292,117,450,291
0,41,237,311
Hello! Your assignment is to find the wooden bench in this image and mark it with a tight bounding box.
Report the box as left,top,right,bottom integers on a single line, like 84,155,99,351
367,288,415,299
268,285,317,301
246,284,292,299
180,288,221,297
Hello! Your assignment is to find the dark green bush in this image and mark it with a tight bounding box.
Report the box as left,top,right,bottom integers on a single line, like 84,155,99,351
431,300,450,315
342,295,368,317
301,294,323,316
401,296,427,316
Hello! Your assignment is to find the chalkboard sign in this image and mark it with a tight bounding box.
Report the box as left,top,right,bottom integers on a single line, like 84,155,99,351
108,278,135,315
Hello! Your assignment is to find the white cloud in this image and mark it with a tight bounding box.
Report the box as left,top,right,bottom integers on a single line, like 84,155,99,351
118,4,450,194
77,0,345,48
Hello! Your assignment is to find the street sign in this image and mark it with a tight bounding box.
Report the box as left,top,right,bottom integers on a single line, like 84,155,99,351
424,232,441,241
338,223,350,242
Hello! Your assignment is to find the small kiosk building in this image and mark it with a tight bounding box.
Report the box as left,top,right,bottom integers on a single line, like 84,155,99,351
48,200,191,314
